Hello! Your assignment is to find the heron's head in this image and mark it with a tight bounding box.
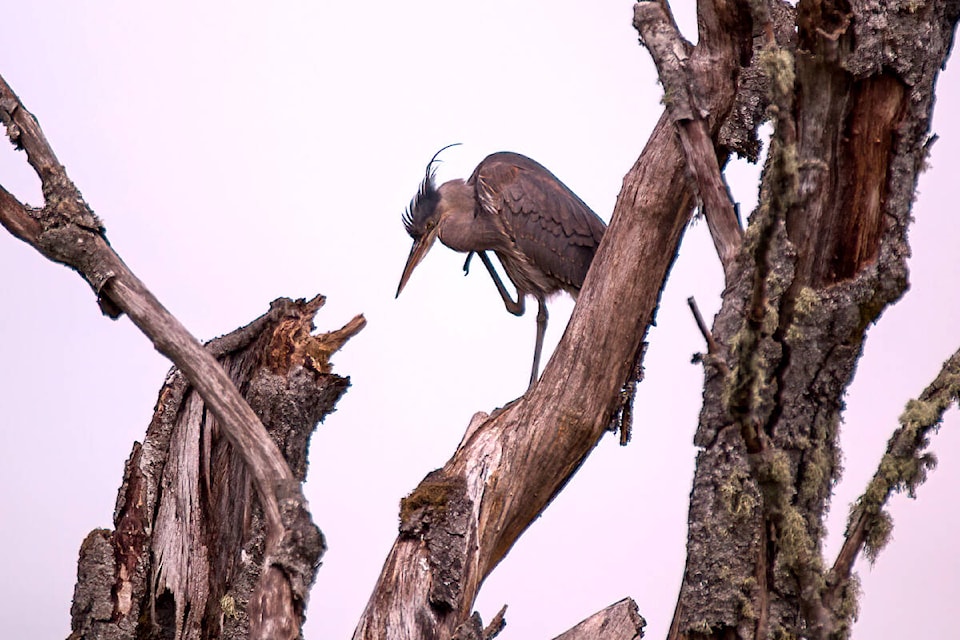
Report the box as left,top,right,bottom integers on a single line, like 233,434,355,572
396,144,458,297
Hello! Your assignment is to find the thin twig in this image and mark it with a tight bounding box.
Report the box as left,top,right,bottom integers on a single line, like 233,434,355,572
687,296,720,354
482,605,508,640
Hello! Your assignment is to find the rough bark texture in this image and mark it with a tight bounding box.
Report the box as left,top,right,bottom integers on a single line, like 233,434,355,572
667,0,960,639
4,1,958,638
68,297,360,640
635,0,745,276
354,1,960,639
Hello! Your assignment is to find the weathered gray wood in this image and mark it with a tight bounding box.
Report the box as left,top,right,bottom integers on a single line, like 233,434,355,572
552,598,645,640
634,0,744,277
5,2,957,638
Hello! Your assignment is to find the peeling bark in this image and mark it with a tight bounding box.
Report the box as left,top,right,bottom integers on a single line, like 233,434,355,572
4,1,958,638
69,297,360,640
0,73,365,637
356,0,959,638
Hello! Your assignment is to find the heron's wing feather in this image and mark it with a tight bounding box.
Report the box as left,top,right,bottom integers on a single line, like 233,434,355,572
469,152,606,291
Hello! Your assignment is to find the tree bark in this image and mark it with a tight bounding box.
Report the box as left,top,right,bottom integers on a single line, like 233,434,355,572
355,0,960,638
664,0,960,638
68,297,362,639
4,1,958,638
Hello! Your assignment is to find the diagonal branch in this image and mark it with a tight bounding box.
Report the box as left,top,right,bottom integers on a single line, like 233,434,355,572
355,100,696,640
634,0,744,277
0,184,41,242
352,1,751,637
0,73,338,639
826,345,960,603
687,295,721,357
0,76,66,184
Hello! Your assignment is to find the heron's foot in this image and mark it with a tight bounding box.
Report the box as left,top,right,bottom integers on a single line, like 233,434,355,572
463,251,475,275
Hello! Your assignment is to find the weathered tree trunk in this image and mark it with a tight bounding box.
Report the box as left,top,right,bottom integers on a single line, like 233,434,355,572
660,0,960,638
352,2,753,638
68,297,361,639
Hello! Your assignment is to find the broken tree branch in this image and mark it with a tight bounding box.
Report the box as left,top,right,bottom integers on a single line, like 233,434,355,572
70,297,362,639
551,598,645,640
0,73,343,638
687,295,720,356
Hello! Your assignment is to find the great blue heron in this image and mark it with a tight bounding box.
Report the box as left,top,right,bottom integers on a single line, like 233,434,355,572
395,147,606,388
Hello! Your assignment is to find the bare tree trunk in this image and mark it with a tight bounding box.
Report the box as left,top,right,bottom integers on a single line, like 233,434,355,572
352,2,752,638
68,297,362,639
657,0,960,638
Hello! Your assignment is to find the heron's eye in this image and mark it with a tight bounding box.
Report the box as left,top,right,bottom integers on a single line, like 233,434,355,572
426,221,436,231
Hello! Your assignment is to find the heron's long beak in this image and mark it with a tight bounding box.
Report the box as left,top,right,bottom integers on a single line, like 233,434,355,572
396,228,439,298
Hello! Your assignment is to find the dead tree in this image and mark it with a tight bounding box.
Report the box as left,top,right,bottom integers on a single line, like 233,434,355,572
353,1,960,639
0,78,365,638
68,298,363,640
3,0,959,638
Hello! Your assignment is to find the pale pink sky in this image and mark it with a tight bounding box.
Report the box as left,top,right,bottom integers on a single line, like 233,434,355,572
0,3,957,638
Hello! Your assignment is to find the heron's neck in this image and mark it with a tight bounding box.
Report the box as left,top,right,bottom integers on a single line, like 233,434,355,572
436,180,482,252
437,179,474,215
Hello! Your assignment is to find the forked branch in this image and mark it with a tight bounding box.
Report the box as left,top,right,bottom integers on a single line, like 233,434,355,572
353,1,751,637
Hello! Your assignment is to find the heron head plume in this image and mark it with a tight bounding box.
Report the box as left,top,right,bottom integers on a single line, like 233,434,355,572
396,144,461,297
401,143,460,241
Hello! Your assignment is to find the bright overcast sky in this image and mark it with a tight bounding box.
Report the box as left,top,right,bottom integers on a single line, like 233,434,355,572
1,2,958,639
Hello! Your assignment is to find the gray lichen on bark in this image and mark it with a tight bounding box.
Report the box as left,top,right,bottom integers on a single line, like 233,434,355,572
671,0,960,638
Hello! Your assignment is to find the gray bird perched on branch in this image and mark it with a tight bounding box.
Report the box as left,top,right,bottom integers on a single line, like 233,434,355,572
396,146,606,388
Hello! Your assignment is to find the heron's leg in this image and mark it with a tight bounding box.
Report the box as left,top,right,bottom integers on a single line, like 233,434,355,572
529,297,548,388
463,251,474,275
477,252,524,316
